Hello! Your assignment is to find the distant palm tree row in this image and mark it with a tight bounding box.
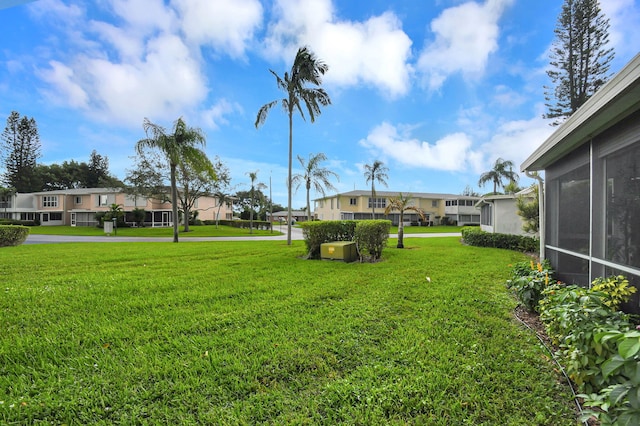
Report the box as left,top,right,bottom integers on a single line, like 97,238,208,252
134,44,521,246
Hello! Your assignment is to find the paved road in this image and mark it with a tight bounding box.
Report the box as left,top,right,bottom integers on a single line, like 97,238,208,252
24,228,461,244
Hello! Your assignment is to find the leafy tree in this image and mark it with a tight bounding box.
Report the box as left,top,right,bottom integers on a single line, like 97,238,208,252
364,160,389,219
255,46,331,245
1,111,41,192
461,185,480,197
291,152,339,222
87,150,120,188
0,186,16,216
544,0,614,124
210,157,233,228
176,157,219,232
136,117,213,243
124,151,167,204
504,181,523,194
478,158,519,194
384,193,426,249
516,186,540,234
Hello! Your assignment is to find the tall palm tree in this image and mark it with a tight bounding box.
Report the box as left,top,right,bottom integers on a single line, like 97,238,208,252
384,193,425,249
364,160,389,219
247,170,266,234
478,158,519,194
291,152,339,222
136,117,213,243
255,46,331,245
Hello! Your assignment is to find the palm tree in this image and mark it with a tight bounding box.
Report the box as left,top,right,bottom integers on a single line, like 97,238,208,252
364,160,389,219
136,117,213,243
255,46,331,245
291,152,339,222
478,158,519,194
384,193,426,249
247,170,267,234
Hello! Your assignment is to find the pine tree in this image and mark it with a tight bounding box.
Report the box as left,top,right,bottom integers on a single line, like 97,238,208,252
1,111,42,192
544,0,614,125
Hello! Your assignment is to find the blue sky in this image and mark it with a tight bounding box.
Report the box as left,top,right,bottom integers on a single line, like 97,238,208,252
1,0,639,208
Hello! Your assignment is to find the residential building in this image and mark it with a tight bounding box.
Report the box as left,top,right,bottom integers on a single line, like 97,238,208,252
476,187,538,237
314,190,480,226
0,188,231,227
521,53,640,311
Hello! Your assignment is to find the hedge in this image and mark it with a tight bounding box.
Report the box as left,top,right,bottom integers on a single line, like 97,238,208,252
299,220,391,262
202,219,272,230
0,225,30,247
299,221,357,259
461,227,538,253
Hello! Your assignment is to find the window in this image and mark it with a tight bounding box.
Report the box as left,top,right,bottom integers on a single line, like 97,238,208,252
431,200,438,208
605,142,640,268
20,213,35,221
75,196,82,205
42,196,58,207
480,204,492,226
50,212,62,221
350,198,357,206
99,195,108,206
445,200,451,206
0,196,11,209
466,200,475,206
368,198,386,209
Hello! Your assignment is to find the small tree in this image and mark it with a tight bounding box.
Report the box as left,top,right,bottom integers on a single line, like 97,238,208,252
291,152,339,222
364,160,389,219
478,158,519,194
516,186,540,234
384,193,425,249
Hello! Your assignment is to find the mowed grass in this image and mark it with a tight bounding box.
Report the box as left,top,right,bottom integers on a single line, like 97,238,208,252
27,224,281,237
0,238,575,425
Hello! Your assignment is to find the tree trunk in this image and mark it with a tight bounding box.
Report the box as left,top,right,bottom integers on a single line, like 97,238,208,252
397,212,404,248
306,180,311,222
286,110,293,245
170,165,179,243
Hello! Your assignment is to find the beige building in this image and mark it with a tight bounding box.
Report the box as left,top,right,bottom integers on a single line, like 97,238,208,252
0,188,232,227
314,190,480,226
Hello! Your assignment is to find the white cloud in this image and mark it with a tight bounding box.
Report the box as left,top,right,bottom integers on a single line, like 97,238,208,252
264,0,413,97
417,0,514,90
38,60,89,108
174,0,263,58
359,121,484,172
479,108,555,170
201,99,243,129
599,0,640,62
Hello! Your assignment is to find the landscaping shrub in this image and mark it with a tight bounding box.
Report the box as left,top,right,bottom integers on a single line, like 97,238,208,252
506,260,640,424
506,260,554,312
0,218,38,226
353,220,390,262
0,225,29,247
300,220,356,259
462,227,538,253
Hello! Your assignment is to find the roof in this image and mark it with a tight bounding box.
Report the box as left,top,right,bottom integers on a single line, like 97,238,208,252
314,190,478,201
474,186,535,207
522,53,640,171
31,187,122,195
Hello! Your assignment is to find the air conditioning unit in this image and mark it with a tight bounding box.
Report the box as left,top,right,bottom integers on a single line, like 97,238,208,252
320,241,358,262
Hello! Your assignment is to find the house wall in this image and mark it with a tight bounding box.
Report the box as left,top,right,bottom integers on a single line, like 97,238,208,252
492,198,530,236
544,111,640,312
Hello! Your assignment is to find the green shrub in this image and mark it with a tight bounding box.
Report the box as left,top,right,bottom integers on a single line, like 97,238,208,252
300,221,356,259
353,220,391,262
506,260,554,312
462,227,538,253
580,329,640,426
0,225,30,247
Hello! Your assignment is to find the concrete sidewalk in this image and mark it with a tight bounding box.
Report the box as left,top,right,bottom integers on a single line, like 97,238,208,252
24,228,461,244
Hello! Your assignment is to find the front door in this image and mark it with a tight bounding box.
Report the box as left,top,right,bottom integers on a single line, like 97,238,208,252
162,211,170,227
71,212,76,227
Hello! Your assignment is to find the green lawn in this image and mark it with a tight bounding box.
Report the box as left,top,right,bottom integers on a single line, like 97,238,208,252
0,238,576,425
27,224,281,237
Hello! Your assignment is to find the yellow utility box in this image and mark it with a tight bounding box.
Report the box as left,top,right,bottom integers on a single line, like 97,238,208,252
320,241,358,262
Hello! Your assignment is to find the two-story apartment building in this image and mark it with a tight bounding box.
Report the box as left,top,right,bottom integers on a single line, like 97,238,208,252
313,190,480,226
0,188,232,227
